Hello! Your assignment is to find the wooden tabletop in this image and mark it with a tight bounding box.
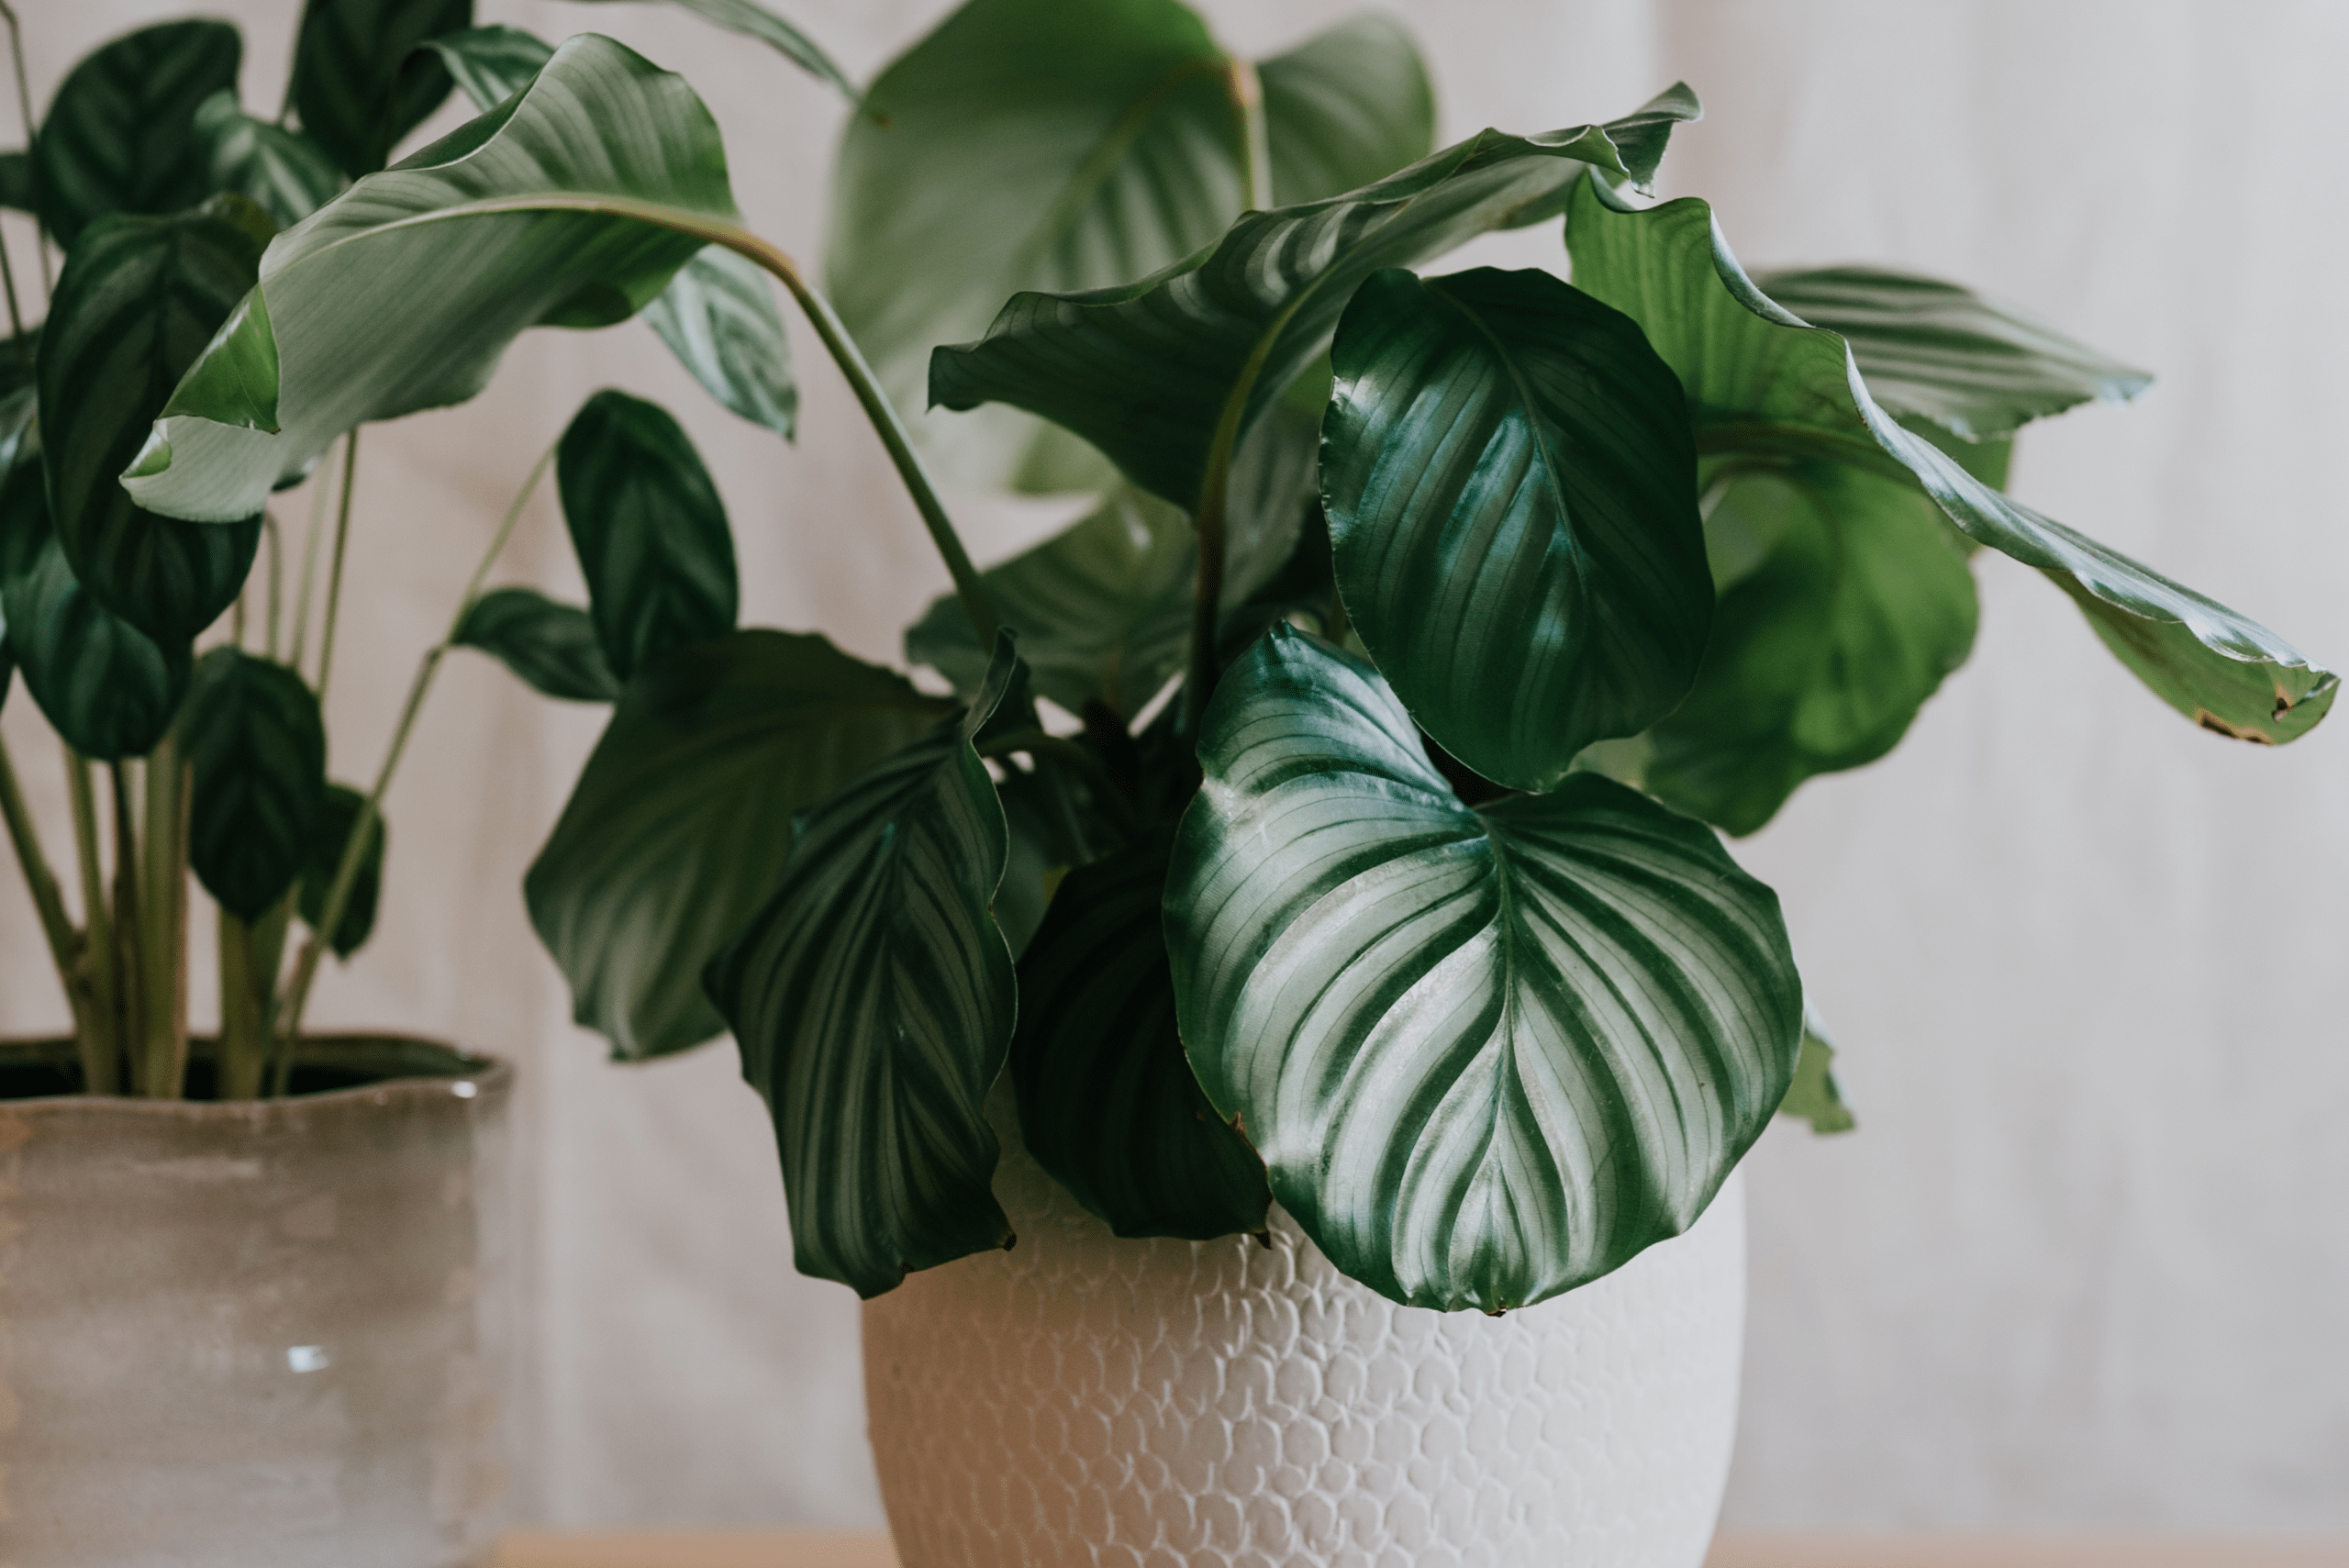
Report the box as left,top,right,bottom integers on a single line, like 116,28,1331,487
495,1531,2349,1567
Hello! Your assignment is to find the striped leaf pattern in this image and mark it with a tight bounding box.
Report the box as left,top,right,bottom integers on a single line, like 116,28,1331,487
573,0,860,102
644,246,797,437
1566,176,2335,749
1011,830,1270,1240
703,639,1024,1298
453,586,618,702
300,783,386,958
1260,17,1434,208
420,24,554,111
527,630,951,1059
291,0,473,178
194,92,344,229
39,200,269,645
1321,265,1709,792
183,649,329,920
929,85,1700,510
1165,626,1800,1312
31,20,240,248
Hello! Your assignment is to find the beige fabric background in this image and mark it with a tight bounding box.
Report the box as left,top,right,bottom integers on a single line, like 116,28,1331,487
4,0,2343,1532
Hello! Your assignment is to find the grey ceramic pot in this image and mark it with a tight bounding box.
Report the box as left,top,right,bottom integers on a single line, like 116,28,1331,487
0,1036,514,1568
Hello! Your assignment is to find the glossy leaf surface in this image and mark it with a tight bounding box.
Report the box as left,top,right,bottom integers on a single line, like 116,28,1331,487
183,649,328,920
1013,831,1269,1240
644,246,797,436
1166,626,1800,1311
528,629,950,1059
573,0,859,102
1565,176,2333,749
704,639,1023,1298
39,201,268,644
1322,266,1709,791
300,782,386,958
930,85,1698,509
453,585,618,701
420,24,553,109
32,20,240,248
126,35,739,525
194,92,345,229
292,0,473,178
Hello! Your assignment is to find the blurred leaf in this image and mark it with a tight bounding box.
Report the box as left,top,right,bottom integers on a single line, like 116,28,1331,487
0,151,34,213
1777,1006,1854,1135
573,0,858,102
32,19,241,248
1260,15,1434,207
194,90,343,228
452,585,618,702
300,782,386,958
418,24,553,110
183,648,328,920
292,0,474,179
645,246,796,436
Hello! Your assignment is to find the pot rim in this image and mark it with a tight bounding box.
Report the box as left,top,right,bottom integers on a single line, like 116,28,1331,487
0,1032,511,1118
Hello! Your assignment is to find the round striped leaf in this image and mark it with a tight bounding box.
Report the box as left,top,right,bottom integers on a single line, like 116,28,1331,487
418,24,554,111
292,0,473,179
703,639,1024,1299
1166,625,1801,1312
643,246,797,438
452,586,618,702
32,19,240,249
194,91,344,230
183,649,328,921
1322,265,1709,792
300,782,386,959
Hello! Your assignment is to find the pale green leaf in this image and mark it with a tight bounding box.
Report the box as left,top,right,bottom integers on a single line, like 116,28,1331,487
644,246,796,436
570,0,858,102
419,24,553,110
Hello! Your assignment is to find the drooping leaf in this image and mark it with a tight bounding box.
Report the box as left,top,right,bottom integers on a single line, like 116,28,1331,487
527,629,951,1059
300,782,386,958
1165,625,1801,1312
31,19,241,248
182,648,328,920
1565,175,2334,749
125,34,740,525
703,637,1025,1298
929,84,1700,510
571,0,859,103
193,91,344,229
452,585,618,701
557,390,738,682
829,0,1432,492
292,0,474,179
1756,264,2152,442
418,24,554,110
644,246,796,436
1012,830,1269,1240
1777,1006,1854,1135
1321,266,1709,792
39,199,269,645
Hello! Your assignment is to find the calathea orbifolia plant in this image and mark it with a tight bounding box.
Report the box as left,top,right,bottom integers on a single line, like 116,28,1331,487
125,0,2332,1313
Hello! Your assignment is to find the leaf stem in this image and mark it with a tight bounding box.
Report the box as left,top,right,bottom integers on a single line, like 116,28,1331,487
137,737,190,1097
65,749,118,1091
313,427,361,700
106,762,147,1094
1226,58,1269,212
287,436,337,673
0,1,49,295
0,730,80,1006
263,508,284,659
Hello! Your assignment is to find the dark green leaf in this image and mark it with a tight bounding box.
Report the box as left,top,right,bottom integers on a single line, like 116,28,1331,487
527,629,951,1058
183,648,328,920
127,35,741,525
39,200,269,644
1322,266,1709,791
572,0,859,103
0,151,33,213
929,84,1699,510
300,782,385,958
419,24,553,111
1777,1006,1854,1135
1166,625,1800,1311
292,0,473,179
194,90,344,229
644,246,796,437
1013,830,1268,1240
31,19,241,248
452,585,618,701
1259,15,1434,208
703,637,1025,1298
557,390,738,682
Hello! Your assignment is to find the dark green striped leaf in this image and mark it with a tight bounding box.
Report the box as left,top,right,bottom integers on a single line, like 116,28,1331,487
1566,175,2333,751
528,629,951,1059
644,247,796,437
39,199,269,645
127,35,739,525
1012,830,1269,1240
1166,625,1800,1312
31,19,240,248
292,0,473,178
704,637,1024,1298
929,84,1698,510
453,585,618,702
1322,266,1709,792
573,0,858,103
182,649,328,920
557,390,738,682
419,24,553,110
300,783,385,958
194,90,343,229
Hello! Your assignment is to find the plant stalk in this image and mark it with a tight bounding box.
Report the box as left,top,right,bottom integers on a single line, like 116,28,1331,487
64,750,119,1092
1226,58,1269,212
313,428,362,699
217,908,271,1100
0,1,49,295
263,508,284,659
287,437,337,673
107,762,147,1094
0,732,100,1072
137,738,191,1098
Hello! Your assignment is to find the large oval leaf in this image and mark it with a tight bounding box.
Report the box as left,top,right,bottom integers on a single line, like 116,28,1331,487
195,91,344,230
32,20,241,249
1564,175,2334,751
39,200,269,645
292,0,473,178
125,34,740,525
182,648,328,920
452,585,618,702
1166,625,1800,1312
527,629,951,1059
557,390,739,682
1322,266,1709,791
703,639,1024,1299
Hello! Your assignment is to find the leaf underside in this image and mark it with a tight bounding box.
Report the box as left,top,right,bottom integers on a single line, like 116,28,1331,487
453,586,619,702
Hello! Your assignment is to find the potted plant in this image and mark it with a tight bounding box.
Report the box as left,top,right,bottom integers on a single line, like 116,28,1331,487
114,1,2335,1564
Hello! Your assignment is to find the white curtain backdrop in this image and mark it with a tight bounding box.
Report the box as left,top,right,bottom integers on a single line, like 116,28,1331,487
5,0,2343,1532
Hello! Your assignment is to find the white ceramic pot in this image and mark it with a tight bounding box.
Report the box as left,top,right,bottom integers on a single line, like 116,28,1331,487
864,1097,1745,1568
0,1036,515,1568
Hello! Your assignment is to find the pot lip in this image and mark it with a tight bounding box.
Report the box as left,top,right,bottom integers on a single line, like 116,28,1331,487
0,1032,511,1117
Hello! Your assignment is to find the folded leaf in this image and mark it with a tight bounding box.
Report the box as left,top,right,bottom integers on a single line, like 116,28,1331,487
1166,625,1800,1311
572,0,859,103
183,649,328,920
33,19,240,248
644,246,796,437
704,637,1024,1298
194,92,344,230
452,585,618,701
125,34,743,525
527,629,951,1059
300,782,387,959
293,0,473,178
1322,266,1709,791
419,24,553,110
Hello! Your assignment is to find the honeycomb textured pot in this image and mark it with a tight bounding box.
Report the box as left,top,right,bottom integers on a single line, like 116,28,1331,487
863,1095,1745,1568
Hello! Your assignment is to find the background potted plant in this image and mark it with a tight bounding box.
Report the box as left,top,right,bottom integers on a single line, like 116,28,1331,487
105,0,2336,1563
